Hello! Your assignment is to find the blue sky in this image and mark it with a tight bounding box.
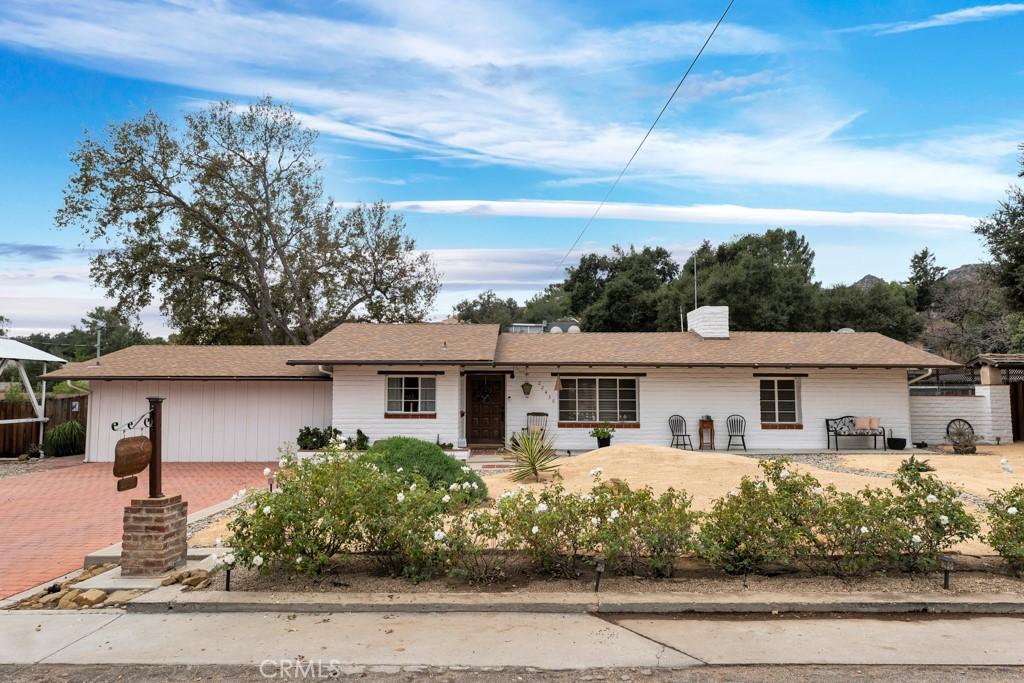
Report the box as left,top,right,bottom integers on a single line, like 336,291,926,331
1,0,1022,336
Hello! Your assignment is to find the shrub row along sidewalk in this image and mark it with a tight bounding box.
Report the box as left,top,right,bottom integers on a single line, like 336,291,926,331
224,440,1024,584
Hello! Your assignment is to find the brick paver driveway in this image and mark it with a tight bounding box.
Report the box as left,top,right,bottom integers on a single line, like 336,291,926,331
0,461,271,598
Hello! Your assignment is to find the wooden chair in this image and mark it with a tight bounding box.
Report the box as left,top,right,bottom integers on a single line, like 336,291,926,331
726,414,747,451
668,415,693,450
525,412,549,433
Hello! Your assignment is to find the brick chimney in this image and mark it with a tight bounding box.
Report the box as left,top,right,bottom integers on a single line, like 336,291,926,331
686,306,730,339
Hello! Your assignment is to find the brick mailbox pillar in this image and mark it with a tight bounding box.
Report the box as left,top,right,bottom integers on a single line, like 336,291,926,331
121,495,188,576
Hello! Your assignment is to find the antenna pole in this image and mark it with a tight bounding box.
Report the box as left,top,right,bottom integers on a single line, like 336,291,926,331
693,252,698,310
95,328,102,366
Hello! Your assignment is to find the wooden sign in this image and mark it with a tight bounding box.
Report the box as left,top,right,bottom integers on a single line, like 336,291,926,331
113,436,152,478
116,476,138,492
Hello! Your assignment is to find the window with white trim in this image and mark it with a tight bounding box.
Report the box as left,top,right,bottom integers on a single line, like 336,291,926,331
759,378,800,424
558,378,638,422
386,376,437,413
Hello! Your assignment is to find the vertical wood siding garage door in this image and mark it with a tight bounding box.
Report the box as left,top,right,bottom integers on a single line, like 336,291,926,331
85,380,332,462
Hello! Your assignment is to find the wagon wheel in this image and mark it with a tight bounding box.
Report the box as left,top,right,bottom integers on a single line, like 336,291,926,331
946,418,974,440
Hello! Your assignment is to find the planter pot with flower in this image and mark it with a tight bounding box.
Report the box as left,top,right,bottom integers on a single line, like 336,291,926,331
589,422,615,448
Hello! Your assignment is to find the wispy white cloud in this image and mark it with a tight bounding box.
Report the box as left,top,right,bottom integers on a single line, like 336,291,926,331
0,0,1016,202
838,3,1024,35
386,199,977,234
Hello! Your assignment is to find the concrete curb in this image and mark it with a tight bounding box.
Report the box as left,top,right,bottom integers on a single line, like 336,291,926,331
126,588,1024,616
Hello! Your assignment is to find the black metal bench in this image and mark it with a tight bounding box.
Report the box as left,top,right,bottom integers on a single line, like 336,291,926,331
825,416,885,451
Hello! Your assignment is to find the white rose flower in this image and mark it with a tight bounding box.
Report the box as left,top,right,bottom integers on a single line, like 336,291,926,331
397,467,404,473
410,483,417,491
433,529,446,541
531,526,540,534
925,494,938,504
262,467,272,477
1008,506,1019,516
442,494,451,503
779,469,790,480
253,555,264,567
535,502,548,513
461,466,471,473
471,482,478,490
610,510,620,520
449,483,460,491
589,467,604,477
223,552,235,565
590,517,600,526
461,482,471,490
339,442,348,450
860,526,869,534
911,534,922,544
939,515,949,526
396,492,405,503
296,556,303,565
278,458,288,468
811,486,824,495
262,505,272,515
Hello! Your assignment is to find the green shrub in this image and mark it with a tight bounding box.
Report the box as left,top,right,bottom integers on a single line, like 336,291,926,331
986,485,1024,572
43,420,85,457
228,446,474,580
888,464,979,572
507,430,559,482
446,508,507,583
697,458,979,576
344,429,370,451
296,426,341,450
366,437,486,501
697,460,819,574
588,476,695,577
495,481,593,576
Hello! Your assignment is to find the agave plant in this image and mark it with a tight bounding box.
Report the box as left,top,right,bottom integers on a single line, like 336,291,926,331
507,430,559,483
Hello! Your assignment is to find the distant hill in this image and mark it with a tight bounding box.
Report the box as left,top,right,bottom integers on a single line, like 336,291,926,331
942,263,987,284
851,274,885,290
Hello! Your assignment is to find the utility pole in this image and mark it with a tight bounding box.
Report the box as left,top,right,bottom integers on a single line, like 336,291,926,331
95,327,102,366
693,252,698,310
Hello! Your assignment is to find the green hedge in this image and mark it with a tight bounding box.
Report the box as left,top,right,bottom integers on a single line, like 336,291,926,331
366,437,487,501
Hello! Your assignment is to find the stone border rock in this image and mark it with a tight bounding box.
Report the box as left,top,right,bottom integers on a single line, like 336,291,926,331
127,586,1024,616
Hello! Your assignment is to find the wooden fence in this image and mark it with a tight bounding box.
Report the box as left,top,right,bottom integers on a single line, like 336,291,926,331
0,394,89,457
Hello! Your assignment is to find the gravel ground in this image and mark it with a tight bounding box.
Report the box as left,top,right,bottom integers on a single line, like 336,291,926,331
3,664,1021,682
0,460,43,479
210,553,1024,595
187,500,245,543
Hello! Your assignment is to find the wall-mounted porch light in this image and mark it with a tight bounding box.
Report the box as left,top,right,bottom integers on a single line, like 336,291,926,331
520,381,533,396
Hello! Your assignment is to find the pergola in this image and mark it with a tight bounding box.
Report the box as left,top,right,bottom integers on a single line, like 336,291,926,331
0,338,68,456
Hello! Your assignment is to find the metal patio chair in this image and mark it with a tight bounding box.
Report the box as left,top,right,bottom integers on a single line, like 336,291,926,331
668,415,693,450
726,414,747,451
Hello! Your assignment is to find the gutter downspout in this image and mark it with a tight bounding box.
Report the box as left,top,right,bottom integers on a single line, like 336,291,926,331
908,369,935,385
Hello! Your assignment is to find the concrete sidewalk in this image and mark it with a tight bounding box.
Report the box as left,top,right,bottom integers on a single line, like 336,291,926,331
4,610,1024,669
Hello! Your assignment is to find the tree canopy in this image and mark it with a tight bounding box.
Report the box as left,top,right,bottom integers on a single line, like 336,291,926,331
907,248,945,312
57,98,439,345
975,143,1024,312
16,307,163,363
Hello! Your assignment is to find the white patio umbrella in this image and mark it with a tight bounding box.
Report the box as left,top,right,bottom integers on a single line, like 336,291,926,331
0,338,67,456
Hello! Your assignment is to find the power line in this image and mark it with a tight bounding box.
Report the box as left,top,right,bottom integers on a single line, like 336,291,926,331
552,0,736,276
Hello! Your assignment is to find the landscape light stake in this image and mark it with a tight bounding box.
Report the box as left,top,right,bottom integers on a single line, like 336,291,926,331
225,568,231,592
594,557,606,592
942,555,954,590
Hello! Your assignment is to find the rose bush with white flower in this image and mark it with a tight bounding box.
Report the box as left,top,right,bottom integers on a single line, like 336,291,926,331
986,485,1024,572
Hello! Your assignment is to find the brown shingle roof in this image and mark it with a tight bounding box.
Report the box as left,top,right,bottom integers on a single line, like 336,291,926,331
41,345,328,381
289,323,501,365
494,331,959,368
967,353,1024,368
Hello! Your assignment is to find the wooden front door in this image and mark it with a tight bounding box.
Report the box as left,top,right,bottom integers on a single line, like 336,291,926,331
466,374,505,446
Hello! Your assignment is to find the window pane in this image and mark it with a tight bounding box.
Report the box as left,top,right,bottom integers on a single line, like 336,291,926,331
421,377,436,391
559,407,576,421
420,385,436,402
420,399,436,413
387,399,403,412
778,411,797,423
619,379,636,391
761,410,776,423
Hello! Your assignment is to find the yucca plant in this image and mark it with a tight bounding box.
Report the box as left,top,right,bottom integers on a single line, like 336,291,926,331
507,430,559,483
43,420,86,458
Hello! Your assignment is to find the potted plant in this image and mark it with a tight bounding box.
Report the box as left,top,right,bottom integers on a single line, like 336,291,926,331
589,422,615,448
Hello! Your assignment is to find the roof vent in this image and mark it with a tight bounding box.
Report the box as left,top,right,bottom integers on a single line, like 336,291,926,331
686,306,729,339
567,325,581,334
